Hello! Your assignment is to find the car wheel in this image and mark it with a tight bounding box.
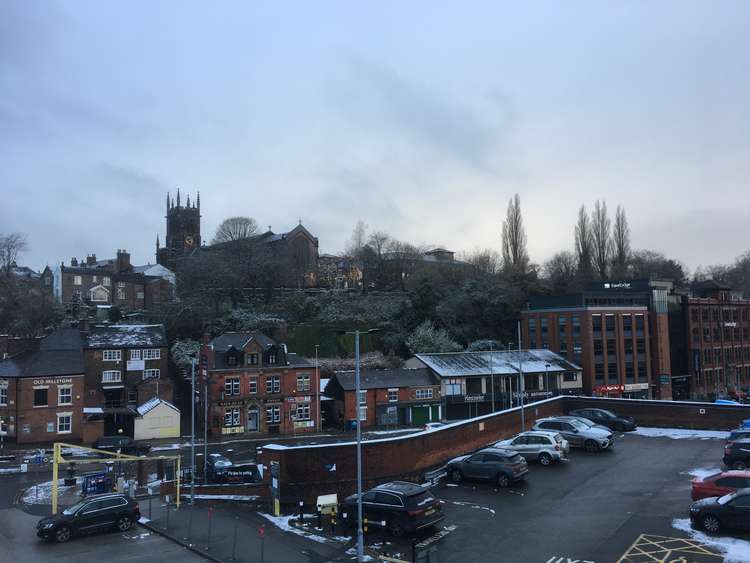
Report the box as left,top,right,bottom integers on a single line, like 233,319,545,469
55,526,72,543
538,452,553,466
584,440,599,453
733,460,748,470
388,520,405,538
497,473,510,488
116,516,133,531
450,469,463,483
702,514,721,534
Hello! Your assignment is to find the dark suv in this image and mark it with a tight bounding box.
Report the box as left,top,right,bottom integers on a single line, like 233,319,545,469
93,436,151,457
724,439,750,470
37,493,140,543
339,481,444,537
446,447,528,487
568,408,636,432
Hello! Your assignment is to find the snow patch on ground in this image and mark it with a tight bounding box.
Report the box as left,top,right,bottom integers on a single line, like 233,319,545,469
633,427,729,440
673,518,750,562
365,428,420,436
682,467,723,479
185,494,259,501
138,516,151,524
258,512,348,545
21,478,79,505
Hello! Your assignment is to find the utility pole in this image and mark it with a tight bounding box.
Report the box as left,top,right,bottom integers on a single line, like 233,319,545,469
190,357,196,504
355,331,364,563
315,344,321,432
203,366,208,481
518,322,525,431
489,342,495,413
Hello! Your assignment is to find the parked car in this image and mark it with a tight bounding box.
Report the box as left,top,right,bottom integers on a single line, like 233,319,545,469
339,481,444,537
689,488,750,533
568,408,636,432
494,430,569,466
557,415,611,434
446,447,528,487
424,422,446,431
93,436,150,457
533,417,614,452
206,453,234,482
691,470,750,501
723,439,750,470
36,493,140,543
727,429,750,445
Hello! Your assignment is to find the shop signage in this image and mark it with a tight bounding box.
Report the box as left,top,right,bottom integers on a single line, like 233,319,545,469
286,395,311,403
294,420,315,429
604,282,631,289
32,377,74,386
221,426,244,435
594,384,624,393
724,322,737,328
218,400,244,407
624,383,649,391
127,360,145,371
464,395,485,403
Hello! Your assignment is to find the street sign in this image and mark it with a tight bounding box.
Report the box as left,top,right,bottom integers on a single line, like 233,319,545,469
660,375,670,385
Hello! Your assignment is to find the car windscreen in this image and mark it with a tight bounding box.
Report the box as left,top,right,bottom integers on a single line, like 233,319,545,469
213,458,232,467
718,493,735,505
405,490,436,508
570,420,589,431
600,410,617,419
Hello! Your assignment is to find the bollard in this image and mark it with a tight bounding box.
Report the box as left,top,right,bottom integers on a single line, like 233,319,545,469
259,524,266,563
165,502,170,533
317,509,322,529
330,508,337,535
149,495,152,520
230,516,239,561
186,503,194,542
205,506,213,551
299,500,304,524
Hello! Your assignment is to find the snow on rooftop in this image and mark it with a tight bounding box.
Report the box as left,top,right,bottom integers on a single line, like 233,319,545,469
137,397,179,416
415,349,580,378
86,324,166,349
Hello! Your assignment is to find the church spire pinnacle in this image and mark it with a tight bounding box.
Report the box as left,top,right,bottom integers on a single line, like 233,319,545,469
176,188,181,208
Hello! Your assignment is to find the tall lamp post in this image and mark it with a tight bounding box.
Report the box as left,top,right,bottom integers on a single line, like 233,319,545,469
544,363,550,398
517,322,525,431
489,342,495,413
315,344,321,432
190,357,196,505
340,328,378,563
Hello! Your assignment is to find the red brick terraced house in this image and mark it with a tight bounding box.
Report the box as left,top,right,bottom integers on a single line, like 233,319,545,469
83,324,173,437
200,332,319,436
324,368,442,429
0,328,86,444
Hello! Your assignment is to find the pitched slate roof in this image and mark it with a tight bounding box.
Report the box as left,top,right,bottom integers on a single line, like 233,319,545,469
85,324,167,349
414,349,580,378
210,332,277,352
0,328,84,378
332,368,437,391
286,353,312,368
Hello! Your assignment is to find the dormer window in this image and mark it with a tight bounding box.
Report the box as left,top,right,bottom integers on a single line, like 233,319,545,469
246,353,258,366
227,354,237,367
268,353,277,365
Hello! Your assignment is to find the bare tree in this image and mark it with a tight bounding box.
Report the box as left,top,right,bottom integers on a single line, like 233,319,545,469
543,250,577,291
591,200,611,280
574,205,593,279
501,194,529,274
0,232,28,274
460,248,502,276
344,220,368,258
611,205,630,277
212,216,258,244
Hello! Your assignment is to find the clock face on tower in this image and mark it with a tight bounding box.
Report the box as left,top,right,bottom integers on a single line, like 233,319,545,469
185,235,194,247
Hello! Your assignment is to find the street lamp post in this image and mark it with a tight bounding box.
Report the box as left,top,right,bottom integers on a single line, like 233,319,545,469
315,344,321,433
517,322,525,431
190,357,196,505
354,331,364,562
489,342,495,413
544,363,550,398
203,366,208,482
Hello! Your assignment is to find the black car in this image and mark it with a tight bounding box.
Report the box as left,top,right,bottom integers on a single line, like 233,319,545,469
446,447,529,487
568,408,636,432
93,436,151,457
339,481,444,537
37,493,140,543
206,453,233,482
690,488,750,533
727,429,750,445
723,439,750,470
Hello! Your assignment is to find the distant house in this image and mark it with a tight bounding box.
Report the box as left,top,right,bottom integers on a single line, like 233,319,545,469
0,328,86,444
133,397,180,441
324,368,442,429
406,349,582,420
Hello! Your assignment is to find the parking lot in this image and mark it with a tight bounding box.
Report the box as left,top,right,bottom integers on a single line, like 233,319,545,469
358,431,747,562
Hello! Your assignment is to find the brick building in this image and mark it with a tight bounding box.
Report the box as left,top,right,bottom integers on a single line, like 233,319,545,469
407,350,582,419
521,279,680,400
0,328,86,444
324,368,442,429
200,332,319,436
53,249,174,311
83,324,173,436
683,280,750,400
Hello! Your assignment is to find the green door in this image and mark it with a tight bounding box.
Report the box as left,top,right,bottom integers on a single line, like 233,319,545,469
430,405,440,421
411,406,429,426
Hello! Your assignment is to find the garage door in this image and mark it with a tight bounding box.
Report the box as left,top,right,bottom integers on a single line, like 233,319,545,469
411,406,429,426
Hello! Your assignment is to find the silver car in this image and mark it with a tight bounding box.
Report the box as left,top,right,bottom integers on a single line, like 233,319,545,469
557,415,611,434
495,430,569,466
533,417,614,452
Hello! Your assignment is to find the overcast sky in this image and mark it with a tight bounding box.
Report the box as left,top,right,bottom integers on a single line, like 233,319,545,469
2,1,749,272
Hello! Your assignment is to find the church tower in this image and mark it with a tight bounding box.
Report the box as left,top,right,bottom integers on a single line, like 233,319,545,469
157,189,202,268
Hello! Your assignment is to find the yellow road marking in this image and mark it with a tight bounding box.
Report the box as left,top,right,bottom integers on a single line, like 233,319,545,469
617,533,722,563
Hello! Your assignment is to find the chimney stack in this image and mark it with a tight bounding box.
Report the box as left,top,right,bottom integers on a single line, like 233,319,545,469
71,257,78,267
116,249,131,273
